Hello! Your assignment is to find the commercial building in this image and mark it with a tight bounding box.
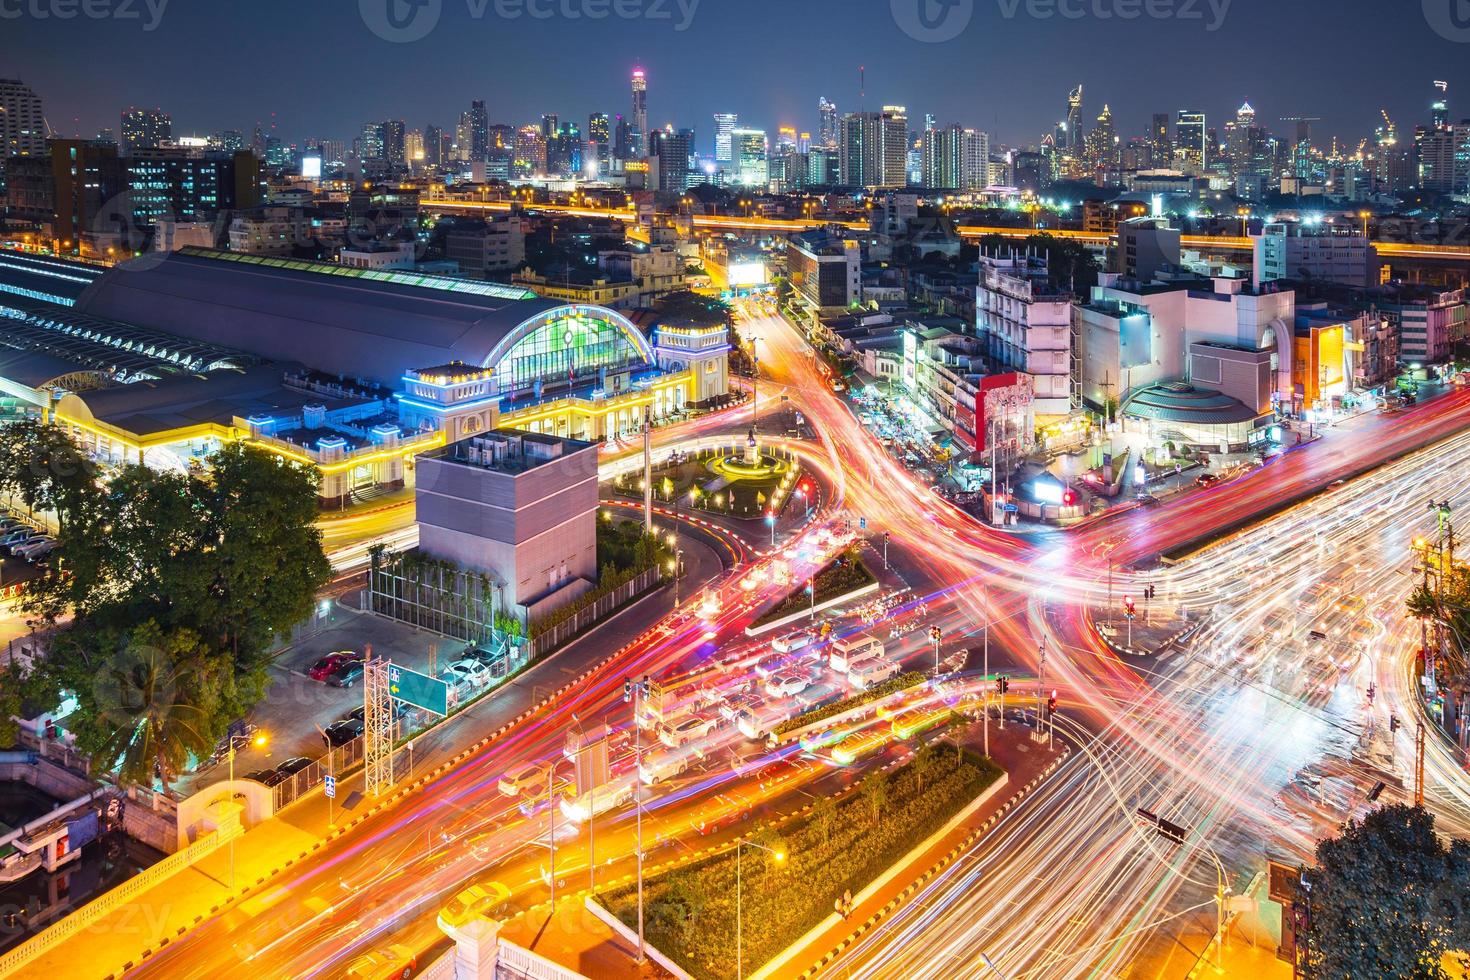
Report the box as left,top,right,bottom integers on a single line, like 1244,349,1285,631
1252,221,1378,289
416,429,599,620
445,215,526,277
976,253,1075,419
787,227,861,313
120,107,171,154
732,129,768,188
0,78,46,196
0,247,727,504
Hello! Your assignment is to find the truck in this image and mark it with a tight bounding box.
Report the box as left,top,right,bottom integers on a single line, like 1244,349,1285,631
847,656,901,691
829,634,885,673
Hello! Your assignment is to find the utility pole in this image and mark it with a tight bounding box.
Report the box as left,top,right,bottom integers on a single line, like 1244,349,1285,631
883,530,890,570
1035,643,1046,742
930,625,942,678
1415,721,1426,807
983,627,990,754
642,407,654,535
625,675,651,963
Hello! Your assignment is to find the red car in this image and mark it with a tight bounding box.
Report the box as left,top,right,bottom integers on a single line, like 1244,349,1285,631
308,651,360,682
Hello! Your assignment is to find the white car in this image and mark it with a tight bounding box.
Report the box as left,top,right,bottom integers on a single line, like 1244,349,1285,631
659,713,718,749
498,762,545,798
442,659,491,688
765,672,810,698
13,536,54,561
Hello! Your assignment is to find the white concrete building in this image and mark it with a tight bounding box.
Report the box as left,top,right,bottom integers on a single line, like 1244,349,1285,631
977,254,1075,419
1252,221,1378,289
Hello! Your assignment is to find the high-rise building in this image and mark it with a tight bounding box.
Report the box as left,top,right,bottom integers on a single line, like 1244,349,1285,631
776,127,798,154
1174,110,1205,171
650,127,694,191
211,129,245,152
818,97,838,149
840,107,908,188
487,124,514,180
1086,104,1116,171
922,125,991,192
540,113,558,139
405,129,425,168
424,124,443,167
613,114,633,163
630,67,648,157
1065,85,1084,156
1432,80,1450,131
120,107,171,154
0,79,47,160
469,100,488,161
713,112,738,165
545,121,582,176
732,128,768,187
1150,113,1170,166
359,121,385,162
514,125,545,177
381,120,407,168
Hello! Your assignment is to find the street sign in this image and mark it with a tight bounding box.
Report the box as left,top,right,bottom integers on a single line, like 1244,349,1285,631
389,662,449,715
324,774,336,799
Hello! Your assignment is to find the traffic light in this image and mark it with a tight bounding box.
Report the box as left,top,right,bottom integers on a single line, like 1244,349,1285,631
1124,596,1136,617
1062,489,1077,506
623,678,632,703
1389,714,1401,733
929,626,942,642
1000,675,1010,694
1047,693,1057,714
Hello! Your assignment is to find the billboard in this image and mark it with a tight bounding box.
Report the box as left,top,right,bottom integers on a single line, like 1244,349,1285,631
302,156,323,179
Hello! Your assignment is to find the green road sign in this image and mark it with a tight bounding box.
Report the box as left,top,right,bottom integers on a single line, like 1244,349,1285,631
389,662,448,715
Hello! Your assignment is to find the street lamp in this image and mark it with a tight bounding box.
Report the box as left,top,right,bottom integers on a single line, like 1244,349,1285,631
624,675,652,963
226,730,268,889
766,511,776,547
736,838,787,980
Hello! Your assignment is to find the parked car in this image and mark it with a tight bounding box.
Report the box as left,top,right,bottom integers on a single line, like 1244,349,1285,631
329,661,364,688
309,651,359,682
274,756,313,779
442,659,491,688
323,717,364,747
13,536,55,561
241,768,285,786
0,527,34,554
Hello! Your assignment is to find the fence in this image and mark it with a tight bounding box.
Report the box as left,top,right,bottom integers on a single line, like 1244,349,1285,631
526,566,661,659
0,822,240,977
495,937,590,980
368,552,501,645
271,735,366,811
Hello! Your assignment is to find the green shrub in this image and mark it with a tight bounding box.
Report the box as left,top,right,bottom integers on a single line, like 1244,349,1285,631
772,671,927,736
752,547,876,628
600,747,1003,980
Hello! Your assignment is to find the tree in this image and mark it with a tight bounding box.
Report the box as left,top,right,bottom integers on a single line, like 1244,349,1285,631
0,417,101,536
860,772,889,825
88,621,220,793
17,432,331,788
811,794,838,847
1302,804,1470,979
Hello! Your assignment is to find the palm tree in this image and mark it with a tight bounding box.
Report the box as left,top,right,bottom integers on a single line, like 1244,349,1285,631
860,773,889,826
94,633,214,794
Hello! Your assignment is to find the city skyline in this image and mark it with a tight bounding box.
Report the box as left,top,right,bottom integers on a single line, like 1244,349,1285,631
7,0,1470,151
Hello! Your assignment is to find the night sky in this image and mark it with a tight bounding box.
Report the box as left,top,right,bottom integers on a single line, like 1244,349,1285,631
8,0,1470,152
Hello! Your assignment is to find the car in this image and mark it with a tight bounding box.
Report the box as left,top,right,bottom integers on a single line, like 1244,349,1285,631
765,672,811,698
442,659,491,688
720,691,765,722
0,527,34,553
659,714,718,749
344,942,419,979
13,536,55,561
323,717,364,747
328,661,364,688
498,762,546,798
1193,473,1219,488
438,880,512,929
241,768,285,786
274,756,314,779
308,651,359,682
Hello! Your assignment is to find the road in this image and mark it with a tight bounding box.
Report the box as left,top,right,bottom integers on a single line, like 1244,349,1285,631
108,293,1470,980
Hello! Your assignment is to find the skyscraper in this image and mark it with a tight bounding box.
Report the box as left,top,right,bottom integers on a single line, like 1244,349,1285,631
588,112,611,170
630,67,648,157
818,97,838,149
713,112,738,165
1432,80,1450,131
0,79,46,159
469,100,488,161
381,120,406,169
650,127,694,191
731,128,768,187
921,125,990,191
1150,112,1170,165
359,121,385,162
120,107,171,154
1065,85,1084,156
424,124,443,167
840,107,908,188
1174,110,1206,171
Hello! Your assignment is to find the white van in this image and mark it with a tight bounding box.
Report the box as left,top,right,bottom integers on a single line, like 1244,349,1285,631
847,656,900,691
829,634,885,673
498,763,545,798
771,629,814,654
